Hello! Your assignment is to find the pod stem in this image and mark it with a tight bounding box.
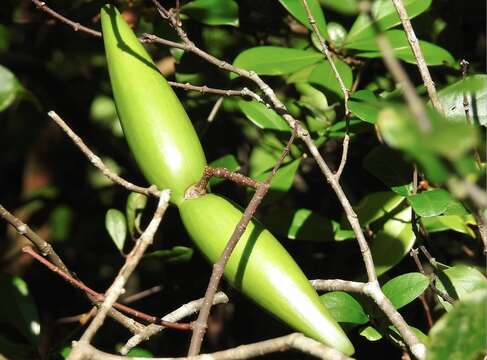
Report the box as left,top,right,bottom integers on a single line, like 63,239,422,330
188,131,296,355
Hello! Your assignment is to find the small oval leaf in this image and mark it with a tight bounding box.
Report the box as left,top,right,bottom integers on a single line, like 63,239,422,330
105,209,127,252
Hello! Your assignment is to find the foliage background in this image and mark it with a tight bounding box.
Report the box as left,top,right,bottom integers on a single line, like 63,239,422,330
0,0,485,359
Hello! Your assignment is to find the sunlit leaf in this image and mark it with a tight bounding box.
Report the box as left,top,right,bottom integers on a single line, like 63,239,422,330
427,289,487,360
279,0,328,39
238,100,289,131
320,291,369,324
382,272,429,309
232,47,322,78
105,209,127,252
408,189,454,218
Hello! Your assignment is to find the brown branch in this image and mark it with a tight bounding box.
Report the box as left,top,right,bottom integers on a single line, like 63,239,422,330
168,82,264,103
48,111,160,198
68,191,171,360
391,0,444,114
22,247,191,330
188,132,296,355
120,292,229,355
310,279,366,293
77,333,354,360
360,1,431,133
122,285,163,304
30,0,101,37
410,249,455,305
0,205,148,335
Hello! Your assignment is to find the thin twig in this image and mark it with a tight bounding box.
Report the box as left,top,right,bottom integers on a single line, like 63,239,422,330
23,247,190,329
30,0,102,37
48,111,160,198
410,249,455,305
68,191,171,360
78,333,354,360
310,279,366,293
188,132,296,355
360,1,431,133
391,0,444,114
0,205,147,335
120,292,229,354
301,0,352,179
122,285,163,304
168,82,264,103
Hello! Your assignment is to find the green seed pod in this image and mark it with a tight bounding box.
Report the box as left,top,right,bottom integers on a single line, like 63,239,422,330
179,194,355,356
101,5,206,206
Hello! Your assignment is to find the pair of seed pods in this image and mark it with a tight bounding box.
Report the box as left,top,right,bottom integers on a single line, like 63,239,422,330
101,5,354,355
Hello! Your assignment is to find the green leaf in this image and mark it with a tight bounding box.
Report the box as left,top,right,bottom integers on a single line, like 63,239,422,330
126,193,148,238
435,265,487,311
0,65,21,111
371,207,415,276
350,30,455,66
360,325,382,341
209,154,241,186
182,0,239,26
105,209,127,252
238,100,289,131
318,0,359,15
347,191,405,228
408,189,454,218
422,215,476,238
279,0,328,39
320,291,369,324
377,106,478,180
0,274,41,347
125,348,154,357
295,83,335,129
0,25,10,51
427,289,487,360
382,272,429,309
255,158,301,196
49,205,73,241
249,134,292,177
346,0,432,44
264,207,336,242
232,47,322,78
308,60,353,98
349,90,384,124
363,146,413,196
145,246,194,263
438,74,487,126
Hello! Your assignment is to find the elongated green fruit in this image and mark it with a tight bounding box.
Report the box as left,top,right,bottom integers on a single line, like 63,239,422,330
101,6,354,355
101,5,206,206
179,194,355,355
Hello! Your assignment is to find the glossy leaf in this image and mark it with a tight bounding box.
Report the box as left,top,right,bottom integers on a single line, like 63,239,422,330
382,272,429,309
279,0,328,38
408,189,454,218
249,134,293,177
377,107,477,180
264,207,336,242
238,100,289,131
255,158,301,197
145,246,194,263
318,0,359,15
0,274,41,347
105,209,127,252
346,0,432,44
232,47,322,78
209,154,241,186
309,60,353,98
438,74,487,126
360,325,382,341
346,191,405,228
363,146,413,196
320,291,369,324
422,215,475,238
295,83,335,128
125,348,154,357
371,207,415,276
182,0,239,26
350,30,455,66
0,64,21,111
126,192,148,238
427,289,487,360
435,265,487,311
349,90,384,124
